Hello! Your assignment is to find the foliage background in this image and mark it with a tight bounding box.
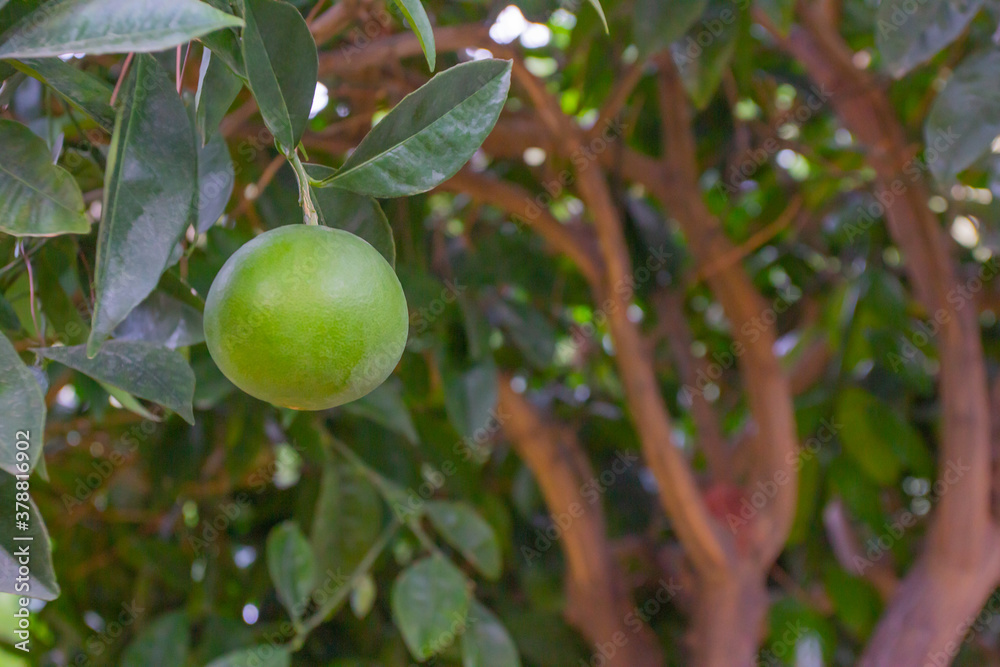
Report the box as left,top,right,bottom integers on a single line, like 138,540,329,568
3,0,1000,665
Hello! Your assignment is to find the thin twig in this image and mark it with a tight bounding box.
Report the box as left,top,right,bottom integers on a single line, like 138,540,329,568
19,241,40,342
109,52,135,106
305,0,328,23
696,195,804,282
178,43,192,93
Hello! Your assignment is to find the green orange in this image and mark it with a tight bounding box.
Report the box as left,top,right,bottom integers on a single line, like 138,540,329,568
203,224,408,410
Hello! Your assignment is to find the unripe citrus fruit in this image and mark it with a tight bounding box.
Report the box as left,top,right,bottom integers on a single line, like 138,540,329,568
203,225,408,410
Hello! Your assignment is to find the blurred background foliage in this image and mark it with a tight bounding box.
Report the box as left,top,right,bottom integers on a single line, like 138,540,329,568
3,0,1000,664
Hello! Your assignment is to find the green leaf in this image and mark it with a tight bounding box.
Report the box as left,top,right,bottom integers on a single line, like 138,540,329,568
876,0,984,78
426,501,502,580
34,243,88,345
634,0,706,56
113,289,205,349
389,0,435,71
461,601,522,667
495,299,556,368
121,612,189,667
671,2,739,109
0,333,45,475
0,0,243,58
35,340,196,423
267,520,316,620
755,0,793,36
0,471,59,600
240,0,318,152
195,49,244,144
391,555,472,661
823,566,882,640
305,164,395,267
10,57,115,132
342,379,418,444
88,55,198,355
317,59,512,197
310,459,383,578
586,0,609,34
835,388,902,486
206,647,291,667
441,358,498,439
350,573,377,618
925,49,1000,182
0,294,20,332
874,402,934,479
101,381,161,421
196,129,235,232
0,119,88,236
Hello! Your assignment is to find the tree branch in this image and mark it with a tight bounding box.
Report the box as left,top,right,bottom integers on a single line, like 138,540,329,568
511,58,733,574
498,379,664,667
654,60,799,566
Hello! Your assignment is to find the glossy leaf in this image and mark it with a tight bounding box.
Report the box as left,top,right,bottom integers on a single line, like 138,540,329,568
266,521,316,619
206,647,291,667
877,0,984,78
0,119,88,236
0,0,243,58
305,164,395,266
121,612,189,667
240,0,317,151
925,49,1000,181
426,501,502,580
317,59,512,197
195,49,244,144
671,1,739,109
36,340,196,423
0,472,60,600
461,601,522,667
113,289,205,349
0,333,45,475
442,358,498,439
34,244,87,345
11,57,115,132
495,299,556,368
586,0,609,34
310,459,383,577
634,0,707,56
835,389,901,486
0,295,20,332
391,555,472,661
88,55,198,355
389,0,435,71
755,0,793,35
350,573,377,618
196,129,235,232
342,379,418,444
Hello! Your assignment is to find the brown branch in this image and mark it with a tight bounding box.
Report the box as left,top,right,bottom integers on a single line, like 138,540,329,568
435,169,605,289
770,7,1000,664
787,0,996,567
498,380,664,667
695,195,803,283
655,60,799,567
318,25,489,75
822,499,898,599
511,58,732,574
588,60,646,142
652,290,731,481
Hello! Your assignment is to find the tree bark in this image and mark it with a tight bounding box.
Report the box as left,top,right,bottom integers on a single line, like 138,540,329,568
860,555,1000,667
498,380,665,667
689,564,769,667
770,6,1000,664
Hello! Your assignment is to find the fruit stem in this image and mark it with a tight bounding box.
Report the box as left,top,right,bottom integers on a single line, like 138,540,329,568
289,150,320,226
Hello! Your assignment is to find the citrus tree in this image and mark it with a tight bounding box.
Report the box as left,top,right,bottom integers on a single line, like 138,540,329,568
3,0,1000,666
